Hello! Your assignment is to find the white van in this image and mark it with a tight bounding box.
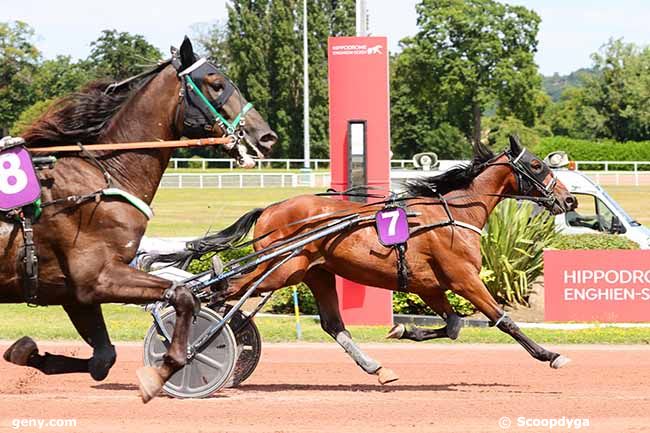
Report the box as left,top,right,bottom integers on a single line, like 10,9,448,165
550,169,650,248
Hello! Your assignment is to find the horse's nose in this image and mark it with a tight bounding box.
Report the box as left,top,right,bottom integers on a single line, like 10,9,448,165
564,194,578,210
258,131,278,153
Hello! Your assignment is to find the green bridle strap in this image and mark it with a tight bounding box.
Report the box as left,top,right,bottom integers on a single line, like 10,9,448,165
185,76,253,134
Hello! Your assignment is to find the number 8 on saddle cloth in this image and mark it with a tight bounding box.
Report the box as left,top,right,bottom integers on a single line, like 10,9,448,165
0,146,41,211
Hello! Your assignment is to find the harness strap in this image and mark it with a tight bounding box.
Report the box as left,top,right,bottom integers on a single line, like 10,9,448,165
410,219,483,236
19,209,40,306
40,189,154,220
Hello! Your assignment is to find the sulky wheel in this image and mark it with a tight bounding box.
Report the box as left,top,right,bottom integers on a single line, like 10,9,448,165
216,306,263,388
143,307,237,399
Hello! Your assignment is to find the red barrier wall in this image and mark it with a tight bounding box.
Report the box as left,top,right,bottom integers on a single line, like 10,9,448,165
328,36,393,326
544,250,650,322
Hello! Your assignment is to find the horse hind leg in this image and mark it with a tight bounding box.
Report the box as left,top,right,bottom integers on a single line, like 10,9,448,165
3,304,116,380
387,291,462,341
305,267,398,385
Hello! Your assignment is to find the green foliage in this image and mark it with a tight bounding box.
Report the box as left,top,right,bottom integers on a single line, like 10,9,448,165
225,0,355,158
484,116,546,150
481,199,559,306
0,21,40,133
543,40,650,142
541,68,594,102
9,99,54,135
391,0,543,150
265,285,319,315
552,234,639,250
393,291,475,317
535,136,650,166
31,55,92,101
191,21,230,70
88,29,162,79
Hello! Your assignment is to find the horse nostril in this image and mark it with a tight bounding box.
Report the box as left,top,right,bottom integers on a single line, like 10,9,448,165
565,195,577,209
259,132,278,149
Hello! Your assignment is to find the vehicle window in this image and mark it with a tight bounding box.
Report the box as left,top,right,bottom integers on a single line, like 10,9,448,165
597,198,616,233
565,194,603,231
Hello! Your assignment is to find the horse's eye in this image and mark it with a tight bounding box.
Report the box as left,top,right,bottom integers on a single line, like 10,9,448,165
530,160,543,174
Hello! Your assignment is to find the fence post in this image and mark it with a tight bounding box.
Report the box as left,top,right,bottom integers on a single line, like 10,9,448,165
239,174,243,188
199,175,204,189
218,174,222,189
635,163,639,186
174,159,178,169
178,175,182,188
230,160,234,170
260,174,265,188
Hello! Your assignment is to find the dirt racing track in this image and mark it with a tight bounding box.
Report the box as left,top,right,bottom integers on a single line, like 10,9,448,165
1,342,649,433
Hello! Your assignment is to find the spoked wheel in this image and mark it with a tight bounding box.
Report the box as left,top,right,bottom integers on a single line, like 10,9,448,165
143,307,237,399
218,306,263,388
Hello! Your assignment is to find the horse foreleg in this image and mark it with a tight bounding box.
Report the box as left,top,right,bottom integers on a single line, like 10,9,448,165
3,304,116,380
450,273,570,369
69,261,199,403
387,290,462,341
305,267,398,385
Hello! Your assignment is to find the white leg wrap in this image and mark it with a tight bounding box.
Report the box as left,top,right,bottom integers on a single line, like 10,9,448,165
335,332,381,374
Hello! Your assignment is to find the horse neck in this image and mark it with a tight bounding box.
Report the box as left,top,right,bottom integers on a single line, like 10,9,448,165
98,67,180,204
448,160,516,229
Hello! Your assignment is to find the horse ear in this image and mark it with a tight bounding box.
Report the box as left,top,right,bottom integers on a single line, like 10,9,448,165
179,37,195,69
509,134,522,154
170,45,178,56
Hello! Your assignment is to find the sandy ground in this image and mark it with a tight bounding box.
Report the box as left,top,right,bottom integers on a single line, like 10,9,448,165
0,342,649,433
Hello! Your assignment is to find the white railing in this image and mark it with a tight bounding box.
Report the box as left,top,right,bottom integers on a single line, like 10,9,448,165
169,158,650,173
169,158,331,171
160,172,331,189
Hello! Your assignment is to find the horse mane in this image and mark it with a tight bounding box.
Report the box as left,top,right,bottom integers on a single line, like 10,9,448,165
22,61,171,147
404,142,496,197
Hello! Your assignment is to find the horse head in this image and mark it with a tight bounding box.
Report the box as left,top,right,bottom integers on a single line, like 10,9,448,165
172,37,277,167
505,135,577,215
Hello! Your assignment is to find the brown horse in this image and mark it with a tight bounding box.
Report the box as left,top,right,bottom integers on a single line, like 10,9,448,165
0,37,276,402
181,137,577,384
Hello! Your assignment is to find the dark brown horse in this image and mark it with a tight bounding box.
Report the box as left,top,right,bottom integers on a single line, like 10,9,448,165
0,37,276,402
183,137,577,384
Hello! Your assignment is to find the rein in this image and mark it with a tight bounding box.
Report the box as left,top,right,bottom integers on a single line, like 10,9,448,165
28,138,231,154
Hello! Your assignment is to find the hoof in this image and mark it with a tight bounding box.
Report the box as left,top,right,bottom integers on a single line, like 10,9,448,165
136,366,164,403
550,355,571,369
3,336,37,366
376,367,399,385
386,324,405,339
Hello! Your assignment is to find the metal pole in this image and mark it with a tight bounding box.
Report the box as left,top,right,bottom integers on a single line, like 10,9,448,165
356,0,368,36
303,0,310,169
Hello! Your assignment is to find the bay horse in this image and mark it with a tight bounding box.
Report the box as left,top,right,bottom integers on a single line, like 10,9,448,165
0,37,277,402
175,136,577,384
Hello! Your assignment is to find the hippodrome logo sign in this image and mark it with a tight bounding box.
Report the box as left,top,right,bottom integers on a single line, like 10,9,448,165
544,250,650,322
331,44,384,56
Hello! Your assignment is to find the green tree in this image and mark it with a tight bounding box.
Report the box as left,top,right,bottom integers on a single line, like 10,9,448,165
541,39,650,142
580,39,650,141
88,30,162,79
0,21,40,134
392,0,542,153
31,55,92,100
268,0,302,157
10,98,54,136
191,21,230,70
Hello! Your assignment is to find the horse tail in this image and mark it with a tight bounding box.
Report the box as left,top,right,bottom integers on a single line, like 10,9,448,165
141,207,265,269
190,207,265,254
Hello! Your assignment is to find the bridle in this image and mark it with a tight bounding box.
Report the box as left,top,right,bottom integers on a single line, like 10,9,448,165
486,147,560,210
